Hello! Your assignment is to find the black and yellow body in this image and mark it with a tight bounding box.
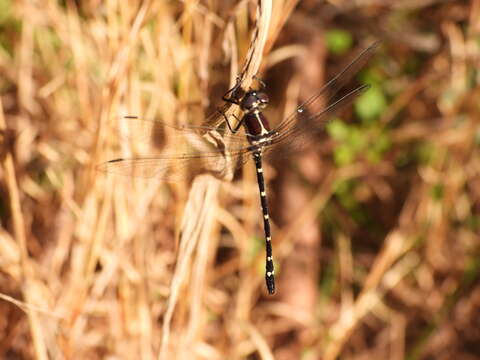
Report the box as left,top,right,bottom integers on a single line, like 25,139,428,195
223,87,276,295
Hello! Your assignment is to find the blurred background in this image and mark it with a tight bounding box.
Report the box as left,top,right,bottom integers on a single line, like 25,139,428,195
0,0,479,359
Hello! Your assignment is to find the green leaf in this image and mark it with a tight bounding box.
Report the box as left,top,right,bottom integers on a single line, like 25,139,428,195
416,142,436,164
367,132,391,163
475,127,480,145
348,128,366,151
326,118,349,141
0,0,11,25
334,144,355,165
430,184,444,201
319,261,338,299
466,215,480,231
355,85,387,122
332,179,351,195
326,29,353,55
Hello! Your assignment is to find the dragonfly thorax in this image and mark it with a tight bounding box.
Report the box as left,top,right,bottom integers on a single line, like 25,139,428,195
240,90,269,113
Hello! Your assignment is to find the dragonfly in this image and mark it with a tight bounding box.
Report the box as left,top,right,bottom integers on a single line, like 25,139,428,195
99,42,379,295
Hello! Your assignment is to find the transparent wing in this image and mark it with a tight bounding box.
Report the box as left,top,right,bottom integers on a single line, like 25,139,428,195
265,84,370,156
99,115,256,180
116,115,251,150
273,41,379,135
99,43,378,179
97,147,254,180
99,84,253,180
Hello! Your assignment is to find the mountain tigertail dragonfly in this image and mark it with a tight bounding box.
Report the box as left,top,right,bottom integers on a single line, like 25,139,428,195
99,42,379,295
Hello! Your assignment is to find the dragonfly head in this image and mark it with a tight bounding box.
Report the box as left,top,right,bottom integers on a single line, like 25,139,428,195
241,91,269,113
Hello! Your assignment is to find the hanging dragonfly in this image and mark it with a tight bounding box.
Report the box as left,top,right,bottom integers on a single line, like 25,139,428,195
99,42,379,295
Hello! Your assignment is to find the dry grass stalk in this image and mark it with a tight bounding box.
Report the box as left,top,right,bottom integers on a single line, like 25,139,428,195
159,1,272,357
1,93,48,358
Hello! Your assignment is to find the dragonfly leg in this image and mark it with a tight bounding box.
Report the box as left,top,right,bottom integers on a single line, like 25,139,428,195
218,109,245,134
252,74,266,90
222,76,244,105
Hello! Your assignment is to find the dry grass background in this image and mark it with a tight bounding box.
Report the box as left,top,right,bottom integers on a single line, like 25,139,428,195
0,0,479,359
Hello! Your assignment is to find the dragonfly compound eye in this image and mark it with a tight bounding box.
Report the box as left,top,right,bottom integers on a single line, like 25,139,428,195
241,92,259,111
257,92,269,105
